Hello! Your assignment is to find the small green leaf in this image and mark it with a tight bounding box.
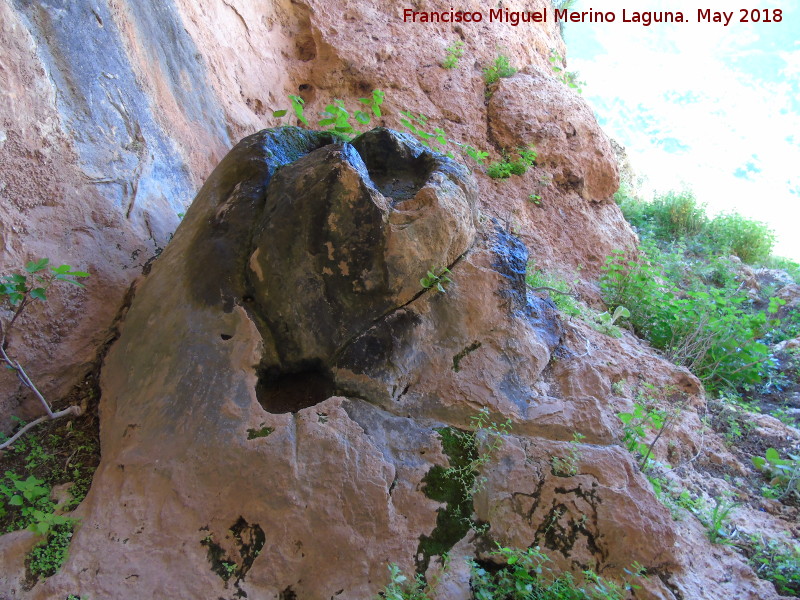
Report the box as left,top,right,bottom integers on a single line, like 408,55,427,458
272,109,288,117
55,278,86,288
30,521,50,535
29,288,47,301
25,258,49,273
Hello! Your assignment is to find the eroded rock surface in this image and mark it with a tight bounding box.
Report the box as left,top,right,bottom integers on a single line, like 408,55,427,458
1,0,630,427
1,129,788,600
488,70,619,203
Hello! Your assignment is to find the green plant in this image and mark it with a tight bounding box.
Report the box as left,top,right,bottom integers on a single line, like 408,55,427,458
647,475,705,520
442,40,465,69
443,408,511,500
529,194,542,205
420,267,452,293
378,563,430,600
398,111,489,165
272,94,309,125
0,471,72,537
752,448,799,502
486,160,513,179
771,406,796,427
526,265,581,317
704,212,775,264
600,248,777,392
551,432,585,477
548,50,586,93
591,306,630,338
616,190,776,265
617,402,678,470
471,544,645,600
701,496,737,544
416,410,511,572
28,521,74,579
527,264,634,339
483,55,516,85
246,425,274,440
0,468,76,579
221,561,238,581
1,259,88,449
272,90,384,140
746,535,800,596
486,147,536,179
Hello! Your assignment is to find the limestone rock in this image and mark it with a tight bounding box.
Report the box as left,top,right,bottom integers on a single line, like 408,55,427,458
1,127,789,600
487,70,620,202
248,128,477,368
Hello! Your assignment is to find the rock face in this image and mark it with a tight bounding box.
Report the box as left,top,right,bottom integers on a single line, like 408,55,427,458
1,129,782,600
488,71,619,203
2,2,792,599
1,0,633,428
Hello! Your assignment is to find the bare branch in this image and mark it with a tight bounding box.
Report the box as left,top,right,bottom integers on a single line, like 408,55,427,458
0,405,81,451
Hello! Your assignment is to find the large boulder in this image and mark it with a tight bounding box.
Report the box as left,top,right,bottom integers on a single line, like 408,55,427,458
4,128,784,600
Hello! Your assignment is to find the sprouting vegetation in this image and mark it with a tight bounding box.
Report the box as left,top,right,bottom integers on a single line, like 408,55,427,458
483,55,517,85
442,40,465,69
549,50,585,93
378,545,646,600
420,267,453,293
1,259,89,449
486,147,537,179
526,265,631,338
272,90,384,140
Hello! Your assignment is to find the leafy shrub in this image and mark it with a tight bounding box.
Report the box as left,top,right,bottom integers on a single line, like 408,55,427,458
471,545,645,600
746,535,800,596
616,190,776,265
622,191,707,240
618,401,679,470
600,248,777,392
703,212,776,264
483,55,516,85
752,448,799,502
1,259,88,450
